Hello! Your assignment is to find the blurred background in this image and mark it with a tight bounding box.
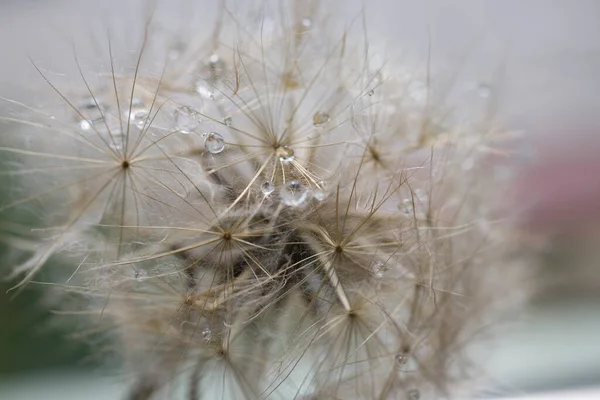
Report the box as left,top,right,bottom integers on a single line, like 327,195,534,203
1,0,599,399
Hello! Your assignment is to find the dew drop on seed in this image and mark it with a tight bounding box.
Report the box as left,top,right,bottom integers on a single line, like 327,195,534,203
398,198,413,214
128,99,149,129
408,389,420,400
207,54,225,75
313,190,326,201
134,269,148,282
168,41,185,61
196,81,215,99
373,261,386,278
203,132,225,154
174,106,201,134
261,180,275,196
280,180,308,207
312,180,327,201
132,109,149,129
278,146,295,163
201,327,212,341
395,352,409,366
313,111,330,127
79,120,92,131
478,83,491,98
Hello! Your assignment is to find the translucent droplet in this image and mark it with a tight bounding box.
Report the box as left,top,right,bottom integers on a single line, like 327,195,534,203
313,190,326,201
478,83,491,98
196,81,215,99
77,98,105,129
223,116,233,126
373,261,386,278
108,131,125,151
301,17,312,28
174,106,201,134
278,146,295,163
168,41,185,61
132,109,149,129
79,120,92,131
395,352,409,365
128,99,149,129
134,269,148,282
203,132,225,154
408,389,420,400
261,180,275,196
313,111,330,127
207,54,225,76
280,180,309,207
201,327,212,341
408,80,427,103
398,198,413,214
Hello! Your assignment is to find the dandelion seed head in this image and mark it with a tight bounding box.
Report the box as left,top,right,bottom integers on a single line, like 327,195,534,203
0,0,536,399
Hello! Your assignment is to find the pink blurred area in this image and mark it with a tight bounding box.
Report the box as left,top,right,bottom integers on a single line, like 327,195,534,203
512,130,600,236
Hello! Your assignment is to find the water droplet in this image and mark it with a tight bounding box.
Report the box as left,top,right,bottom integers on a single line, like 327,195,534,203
408,389,420,400
168,41,185,61
395,352,409,365
77,99,105,129
313,111,330,127
398,198,413,214
174,106,201,134
313,190,326,201
127,99,149,129
223,116,233,126
108,130,125,151
203,132,225,154
261,180,275,196
201,327,212,341
196,81,215,99
278,146,295,163
280,180,309,207
408,80,427,103
478,83,491,98
79,120,92,131
207,54,225,76
301,17,312,28
132,109,149,129
373,261,387,278
134,269,148,282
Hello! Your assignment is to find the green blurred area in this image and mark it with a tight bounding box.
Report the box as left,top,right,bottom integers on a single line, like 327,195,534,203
0,256,95,376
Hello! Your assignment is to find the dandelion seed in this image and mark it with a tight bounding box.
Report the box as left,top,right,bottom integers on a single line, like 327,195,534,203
3,1,534,399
